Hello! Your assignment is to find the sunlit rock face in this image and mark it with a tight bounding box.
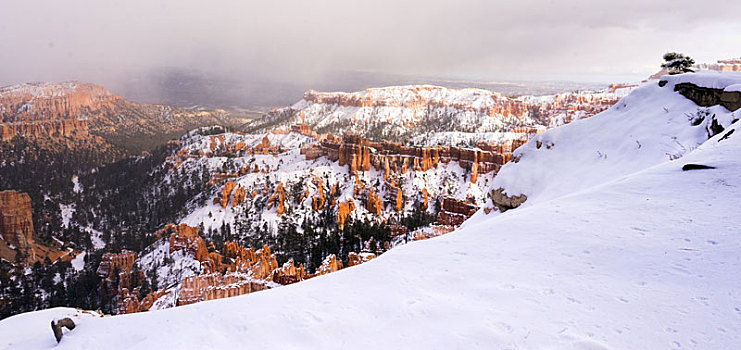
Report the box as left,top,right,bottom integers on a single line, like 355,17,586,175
0,190,36,263
0,119,89,142
0,82,120,123
436,197,478,227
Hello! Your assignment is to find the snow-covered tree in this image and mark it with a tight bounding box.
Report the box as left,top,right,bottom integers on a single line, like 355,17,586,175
661,52,695,74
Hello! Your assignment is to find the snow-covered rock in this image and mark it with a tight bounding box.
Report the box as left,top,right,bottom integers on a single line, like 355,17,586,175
247,84,632,146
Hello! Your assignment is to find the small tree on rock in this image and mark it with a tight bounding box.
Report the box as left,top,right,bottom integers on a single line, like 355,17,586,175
661,52,695,74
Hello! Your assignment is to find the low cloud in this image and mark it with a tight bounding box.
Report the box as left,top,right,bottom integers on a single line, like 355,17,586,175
1,0,739,93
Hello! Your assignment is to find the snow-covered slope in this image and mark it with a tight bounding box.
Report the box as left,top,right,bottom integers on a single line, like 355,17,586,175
2,74,739,350
491,72,740,205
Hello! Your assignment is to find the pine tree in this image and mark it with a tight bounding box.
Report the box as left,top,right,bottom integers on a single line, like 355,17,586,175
661,52,695,74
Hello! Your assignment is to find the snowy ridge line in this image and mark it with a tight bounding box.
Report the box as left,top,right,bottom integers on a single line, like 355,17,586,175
488,72,741,207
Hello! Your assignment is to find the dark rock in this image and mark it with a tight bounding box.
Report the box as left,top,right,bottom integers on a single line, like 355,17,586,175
674,83,741,112
51,317,76,343
682,164,716,171
718,129,735,142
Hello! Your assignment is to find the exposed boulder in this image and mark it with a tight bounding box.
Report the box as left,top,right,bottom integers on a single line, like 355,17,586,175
490,188,528,211
51,317,76,343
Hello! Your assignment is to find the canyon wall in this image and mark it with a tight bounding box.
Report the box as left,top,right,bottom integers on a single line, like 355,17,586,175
0,119,89,142
0,82,120,122
310,131,522,182
0,190,36,263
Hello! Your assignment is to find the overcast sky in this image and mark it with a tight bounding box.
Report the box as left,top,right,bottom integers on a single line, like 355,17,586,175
1,0,740,87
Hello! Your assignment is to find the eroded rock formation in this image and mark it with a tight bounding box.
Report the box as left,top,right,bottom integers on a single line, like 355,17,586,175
219,180,237,208
176,244,306,306
166,224,209,262
117,288,170,314
267,182,286,216
0,190,36,263
337,200,355,230
96,250,137,280
306,132,524,182
313,254,343,276
366,189,383,215
347,252,376,267
0,82,120,123
0,119,89,142
436,197,479,227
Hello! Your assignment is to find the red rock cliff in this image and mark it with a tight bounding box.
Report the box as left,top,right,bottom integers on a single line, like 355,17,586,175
0,190,36,263
0,119,89,142
0,82,120,123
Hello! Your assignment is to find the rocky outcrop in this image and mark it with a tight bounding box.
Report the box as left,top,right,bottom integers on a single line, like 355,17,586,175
337,200,355,230
490,188,528,211
219,180,237,208
252,85,631,141
0,81,242,155
267,182,286,216
312,180,326,211
233,186,246,207
272,259,306,285
96,250,137,280
302,86,533,121
0,119,89,142
338,133,371,172
366,189,383,215
0,190,36,263
436,197,478,227
177,272,269,306
421,188,429,210
290,123,312,136
347,252,376,267
176,244,305,306
166,224,209,262
387,224,408,238
96,250,141,306
313,254,343,276
668,82,741,112
307,132,522,181
117,288,170,314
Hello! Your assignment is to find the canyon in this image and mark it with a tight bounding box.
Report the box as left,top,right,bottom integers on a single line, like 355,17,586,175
0,81,244,155
2,78,638,320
